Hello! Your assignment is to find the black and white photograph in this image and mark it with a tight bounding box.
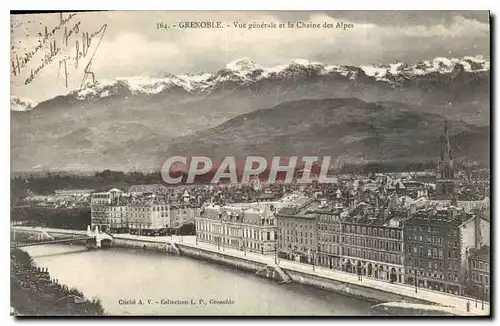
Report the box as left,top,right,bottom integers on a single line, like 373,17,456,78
9,10,491,317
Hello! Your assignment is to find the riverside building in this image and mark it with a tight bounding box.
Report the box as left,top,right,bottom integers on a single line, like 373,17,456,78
276,198,319,264
90,188,125,233
340,197,406,284
403,206,467,295
128,197,170,235
196,202,278,254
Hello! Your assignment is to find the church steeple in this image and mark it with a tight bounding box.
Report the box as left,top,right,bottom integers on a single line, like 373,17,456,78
436,119,455,199
441,118,452,162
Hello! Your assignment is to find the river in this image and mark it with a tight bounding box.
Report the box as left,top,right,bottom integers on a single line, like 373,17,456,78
23,244,378,316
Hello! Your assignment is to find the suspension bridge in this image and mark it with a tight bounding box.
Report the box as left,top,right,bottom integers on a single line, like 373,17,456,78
11,226,113,249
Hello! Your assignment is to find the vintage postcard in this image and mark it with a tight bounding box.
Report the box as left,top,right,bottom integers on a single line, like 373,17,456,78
10,10,490,316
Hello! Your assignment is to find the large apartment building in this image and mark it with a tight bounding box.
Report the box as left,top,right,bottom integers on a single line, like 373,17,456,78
196,202,278,254
128,197,170,235
467,245,490,301
403,207,466,295
90,188,124,232
317,201,344,270
341,201,406,284
169,203,198,229
276,198,319,264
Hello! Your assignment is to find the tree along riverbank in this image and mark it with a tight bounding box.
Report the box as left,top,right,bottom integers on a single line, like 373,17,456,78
10,249,105,316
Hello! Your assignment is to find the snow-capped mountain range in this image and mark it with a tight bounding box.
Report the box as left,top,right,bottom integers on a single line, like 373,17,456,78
11,55,490,110
10,96,37,112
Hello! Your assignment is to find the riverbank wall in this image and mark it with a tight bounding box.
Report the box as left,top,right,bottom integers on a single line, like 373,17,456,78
111,236,431,305
283,269,429,305
112,237,268,274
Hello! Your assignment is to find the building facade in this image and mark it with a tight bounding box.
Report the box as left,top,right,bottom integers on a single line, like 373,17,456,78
276,199,319,264
317,202,343,270
467,246,490,301
169,203,198,229
90,188,124,232
128,198,170,235
460,212,490,286
341,202,405,283
109,204,128,233
403,207,464,295
196,202,278,254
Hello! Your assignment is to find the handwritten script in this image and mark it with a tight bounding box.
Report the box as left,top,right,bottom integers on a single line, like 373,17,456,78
11,13,107,88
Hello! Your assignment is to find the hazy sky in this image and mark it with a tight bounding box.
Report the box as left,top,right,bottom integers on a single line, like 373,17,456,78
10,10,490,102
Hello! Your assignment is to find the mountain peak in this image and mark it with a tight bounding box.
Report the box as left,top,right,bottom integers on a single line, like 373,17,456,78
226,58,259,72
10,96,37,112
289,59,322,66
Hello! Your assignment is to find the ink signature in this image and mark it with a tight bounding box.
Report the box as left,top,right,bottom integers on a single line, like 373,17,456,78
11,13,77,77
11,12,107,88
57,24,108,88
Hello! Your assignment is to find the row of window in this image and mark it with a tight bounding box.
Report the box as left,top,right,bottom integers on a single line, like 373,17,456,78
344,246,403,265
344,236,402,252
409,259,443,270
342,224,402,240
110,207,127,212
471,272,489,285
109,213,127,217
280,236,313,246
278,221,314,230
471,259,490,271
109,219,126,225
408,258,460,271
407,225,458,237
197,222,275,241
407,245,458,259
407,268,459,282
93,211,168,219
318,233,340,244
128,213,167,218
91,194,110,199
319,243,341,255
129,206,167,212
318,215,341,223
199,234,264,250
318,224,340,232
407,234,451,246
281,230,313,238
91,208,110,212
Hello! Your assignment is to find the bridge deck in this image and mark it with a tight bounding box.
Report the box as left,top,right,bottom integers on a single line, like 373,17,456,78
10,236,94,248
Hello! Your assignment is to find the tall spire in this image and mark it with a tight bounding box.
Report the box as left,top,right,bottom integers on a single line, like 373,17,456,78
441,118,452,161
435,118,455,199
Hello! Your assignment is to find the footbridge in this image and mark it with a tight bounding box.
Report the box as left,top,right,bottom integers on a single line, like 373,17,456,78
10,226,113,249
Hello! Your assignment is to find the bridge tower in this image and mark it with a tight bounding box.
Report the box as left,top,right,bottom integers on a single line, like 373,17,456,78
86,225,112,249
